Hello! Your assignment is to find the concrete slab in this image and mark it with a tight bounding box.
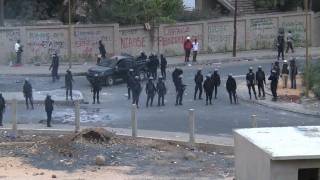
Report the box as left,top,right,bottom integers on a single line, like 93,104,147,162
235,126,320,160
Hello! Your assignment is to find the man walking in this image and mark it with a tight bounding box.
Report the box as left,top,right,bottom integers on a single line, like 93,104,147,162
194,68,203,100
92,74,102,104
65,70,74,101
23,78,34,110
184,37,193,62
176,75,186,106
156,76,167,106
99,40,107,59
160,54,167,79
281,60,289,88
49,52,60,82
192,39,199,62
211,69,221,99
203,74,214,105
256,66,266,98
146,77,156,107
172,68,183,92
277,32,285,60
15,40,23,65
286,30,294,53
246,67,258,100
290,58,298,89
127,69,135,100
226,74,237,104
269,70,278,101
0,93,5,126
132,76,142,108
45,94,54,127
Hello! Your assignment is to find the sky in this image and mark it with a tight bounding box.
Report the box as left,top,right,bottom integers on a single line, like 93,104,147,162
183,0,195,9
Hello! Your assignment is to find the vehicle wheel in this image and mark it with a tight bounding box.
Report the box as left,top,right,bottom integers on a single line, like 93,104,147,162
138,71,146,81
106,76,114,86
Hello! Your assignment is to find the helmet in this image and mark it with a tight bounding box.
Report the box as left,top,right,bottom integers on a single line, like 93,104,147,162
179,74,183,78
129,69,134,72
94,74,99,77
249,67,253,70
135,76,139,79
149,76,154,80
229,73,233,77
258,66,262,69
214,69,218,72
186,36,191,40
158,76,163,79
284,60,288,63
206,74,211,78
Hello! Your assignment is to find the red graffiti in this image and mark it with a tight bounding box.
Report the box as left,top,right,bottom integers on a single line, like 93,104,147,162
160,35,202,47
121,37,145,49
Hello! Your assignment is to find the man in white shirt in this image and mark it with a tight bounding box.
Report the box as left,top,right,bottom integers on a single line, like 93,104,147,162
192,39,199,62
286,30,294,53
14,40,23,64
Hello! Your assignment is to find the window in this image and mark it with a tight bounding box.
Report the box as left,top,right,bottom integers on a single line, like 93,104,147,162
298,168,319,180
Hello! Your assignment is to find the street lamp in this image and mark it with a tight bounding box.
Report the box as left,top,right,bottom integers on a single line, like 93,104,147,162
68,0,72,68
232,0,237,57
304,0,309,97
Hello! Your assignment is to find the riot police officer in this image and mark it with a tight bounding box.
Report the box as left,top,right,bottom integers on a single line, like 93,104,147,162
127,69,135,100
92,74,102,104
156,76,167,106
0,93,5,126
211,69,221,99
175,75,186,106
49,52,59,82
246,67,257,100
23,78,34,110
203,74,214,105
160,54,167,79
146,77,156,107
256,66,266,98
45,94,54,127
172,68,183,92
194,68,203,100
290,58,298,89
65,69,74,101
226,74,237,104
269,70,279,101
132,76,142,108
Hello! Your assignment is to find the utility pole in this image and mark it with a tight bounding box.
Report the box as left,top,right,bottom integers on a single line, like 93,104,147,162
305,0,309,97
68,0,72,68
232,0,238,57
0,0,4,26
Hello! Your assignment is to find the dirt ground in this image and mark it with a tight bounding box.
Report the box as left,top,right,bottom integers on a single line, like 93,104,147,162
0,129,234,180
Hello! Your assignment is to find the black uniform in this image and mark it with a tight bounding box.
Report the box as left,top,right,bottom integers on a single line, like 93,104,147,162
149,54,158,79
92,76,102,104
160,55,167,79
269,72,278,101
132,79,142,108
146,80,156,107
203,77,214,105
226,76,237,104
156,79,167,106
272,62,281,79
99,41,107,58
65,71,74,100
127,71,135,100
211,71,221,99
246,70,257,100
256,68,266,98
194,71,203,100
49,55,59,82
277,34,285,60
137,52,147,61
45,96,54,127
175,78,186,105
23,80,34,110
0,94,5,126
172,68,183,92
290,59,298,89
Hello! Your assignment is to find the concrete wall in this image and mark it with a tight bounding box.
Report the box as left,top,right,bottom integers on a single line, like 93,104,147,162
0,12,316,64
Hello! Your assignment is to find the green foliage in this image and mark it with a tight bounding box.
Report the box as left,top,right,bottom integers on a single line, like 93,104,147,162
303,61,320,98
255,0,304,11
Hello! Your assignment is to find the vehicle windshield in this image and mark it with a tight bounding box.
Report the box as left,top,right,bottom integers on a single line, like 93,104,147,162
98,57,118,67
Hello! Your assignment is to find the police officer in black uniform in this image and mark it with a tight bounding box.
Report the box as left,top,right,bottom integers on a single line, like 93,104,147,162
175,75,186,106
132,76,142,108
23,78,34,110
211,69,221,99
172,68,183,92
0,93,5,126
160,54,167,79
203,74,214,105
156,76,167,106
246,67,258,100
146,77,156,107
226,74,237,104
194,68,203,100
290,58,298,89
49,52,60,82
127,69,135,100
92,74,102,104
65,69,74,101
45,94,54,127
269,70,278,101
256,66,266,98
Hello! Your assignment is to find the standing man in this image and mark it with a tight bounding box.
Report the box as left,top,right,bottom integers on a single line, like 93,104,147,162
246,67,258,100
132,76,142,108
286,30,294,53
23,78,34,110
175,75,186,106
49,52,60,82
98,40,107,59
269,70,279,101
203,74,214,105
192,39,199,62
277,32,285,60
226,74,237,104
65,70,74,101
160,54,167,79
15,40,23,65
127,69,135,100
290,58,298,89
183,36,193,62
194,68,203,100
256,66,266,98
0,93,5,126
92,74,102,104
156,76,167,106
211,69,221,99
45,94,54,127
272,61,281,79
145,77,156,107
281,60,289,88
172,68,183,92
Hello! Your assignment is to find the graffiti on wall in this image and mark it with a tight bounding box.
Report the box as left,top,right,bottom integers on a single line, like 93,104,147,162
73,28,113,57
27,30,67,57
0,29,21,63
281,17,306,47
248,18,277,49
121,29,146,49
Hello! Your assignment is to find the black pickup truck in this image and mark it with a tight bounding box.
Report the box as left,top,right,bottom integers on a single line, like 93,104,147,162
86,54,147,86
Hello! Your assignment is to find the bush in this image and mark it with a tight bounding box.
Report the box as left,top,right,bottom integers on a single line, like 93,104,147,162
304,61,320,98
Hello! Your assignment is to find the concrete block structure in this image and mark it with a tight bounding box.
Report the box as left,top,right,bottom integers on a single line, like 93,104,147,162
234,126,320,180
